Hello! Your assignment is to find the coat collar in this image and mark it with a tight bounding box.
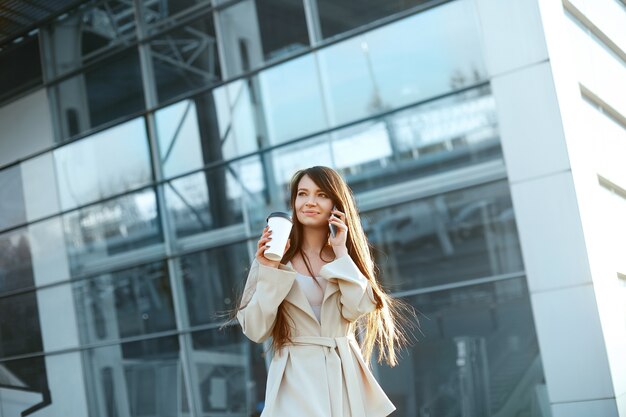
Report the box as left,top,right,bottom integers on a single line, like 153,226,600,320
281,261,340,325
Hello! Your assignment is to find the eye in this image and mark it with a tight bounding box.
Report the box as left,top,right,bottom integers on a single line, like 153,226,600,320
297,191,307,196
318,193,328,198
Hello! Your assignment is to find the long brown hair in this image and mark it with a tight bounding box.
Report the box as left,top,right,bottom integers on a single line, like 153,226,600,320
271,166,411,366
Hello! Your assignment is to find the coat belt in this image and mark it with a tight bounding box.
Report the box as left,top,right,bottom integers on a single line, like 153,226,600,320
290,335,367,417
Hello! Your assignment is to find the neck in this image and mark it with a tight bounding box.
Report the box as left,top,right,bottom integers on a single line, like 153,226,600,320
300,225,329,256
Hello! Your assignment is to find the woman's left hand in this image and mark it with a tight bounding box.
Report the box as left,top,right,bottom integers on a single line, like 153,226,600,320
329,208,349,257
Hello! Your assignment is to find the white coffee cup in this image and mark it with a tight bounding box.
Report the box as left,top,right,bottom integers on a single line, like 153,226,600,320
264,212,293,261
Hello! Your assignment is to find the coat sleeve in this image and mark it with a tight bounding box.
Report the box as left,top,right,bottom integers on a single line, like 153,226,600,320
319,255,377,322
236,260,296,343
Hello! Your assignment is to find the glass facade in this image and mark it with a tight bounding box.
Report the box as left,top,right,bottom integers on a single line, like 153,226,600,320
0,1,549,416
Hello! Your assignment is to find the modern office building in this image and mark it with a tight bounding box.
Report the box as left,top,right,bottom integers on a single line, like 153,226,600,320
0,0,624,416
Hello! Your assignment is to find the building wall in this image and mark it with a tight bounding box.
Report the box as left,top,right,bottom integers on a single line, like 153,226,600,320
475,0,626,416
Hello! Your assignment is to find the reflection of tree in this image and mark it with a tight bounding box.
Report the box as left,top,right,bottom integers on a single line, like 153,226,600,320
0,232,48,396
449,66,489,96
0,232,33,293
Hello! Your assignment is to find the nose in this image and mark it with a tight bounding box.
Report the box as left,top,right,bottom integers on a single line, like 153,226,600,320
305,196,319,206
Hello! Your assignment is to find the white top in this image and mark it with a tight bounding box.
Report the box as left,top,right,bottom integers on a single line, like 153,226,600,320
295,272,327,322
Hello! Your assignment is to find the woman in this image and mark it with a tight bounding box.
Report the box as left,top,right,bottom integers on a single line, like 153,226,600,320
236,166,408,417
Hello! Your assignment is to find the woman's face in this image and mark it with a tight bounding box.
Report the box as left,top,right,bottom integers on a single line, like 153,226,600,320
294,174,334,229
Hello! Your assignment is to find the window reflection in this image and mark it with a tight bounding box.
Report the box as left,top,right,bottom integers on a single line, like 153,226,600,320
208,0,488,158
0,356,49,417
316,0,432,39
83,336,188,417
63,189,162,274
336,87,500,191
179,241,250,327
259,54,328,144
156,92,243,179
150,13,221,104
0,166,26,232
210,79,266,157
165,165,244,238
73,261,175,344
156,99,204,178
50,48,144,140
318,0,487,126
0,228,34,294
272,135,333,186
54,117,152,211
377,278,547,417
232,156,268,231
40,0,137,80
140,0,211,34
217,0,310,78
365,181,523,292
190,327,265,415
0,289,43,357
0,36,42,104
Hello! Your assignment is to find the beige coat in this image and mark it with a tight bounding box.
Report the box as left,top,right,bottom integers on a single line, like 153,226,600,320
237,255,396,417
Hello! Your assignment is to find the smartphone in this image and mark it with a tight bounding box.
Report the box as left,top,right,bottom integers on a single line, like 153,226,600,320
329,205,337,238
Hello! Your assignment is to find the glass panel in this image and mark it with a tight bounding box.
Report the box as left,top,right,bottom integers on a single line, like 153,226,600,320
155,92,243,180
83,336,190,417
316,0,431,39
210,60,327,156
0,290,43,358
0,166,26,231
210,79,265,157
333,87,500,191
239,136,333,233
150,13,221,104
0,228,34,294
40,0,137,80
0,37,42,104
365,181,523,292
62,189,163,275
377,278,548,417
318,0,487,126
28,218,70,288
54,117,152,211
50,47,144,140
217,0,309,78
232,156,268,230
73,261,176,344
179,241,250,327
272,135,333,186
258,54,328,144
155,99,205,178
0,356,48,417
190,327,267,416
165,164,244,238
139,0,212,34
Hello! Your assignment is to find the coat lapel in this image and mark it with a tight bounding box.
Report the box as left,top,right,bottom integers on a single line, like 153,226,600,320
281,262,321,324
280,261,341,325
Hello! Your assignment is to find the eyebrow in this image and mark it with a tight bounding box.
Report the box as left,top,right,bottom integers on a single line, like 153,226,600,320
297,188,325,192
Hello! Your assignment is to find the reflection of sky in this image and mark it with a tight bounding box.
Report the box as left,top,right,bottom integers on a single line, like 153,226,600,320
147,0,490,202
402,95,496,145
0,166,25,229
199,0,486,162
273,138,333,184
259,54,328,144
318,0,485,126
55,118,151,211
332,122,391,169
155,100,204,178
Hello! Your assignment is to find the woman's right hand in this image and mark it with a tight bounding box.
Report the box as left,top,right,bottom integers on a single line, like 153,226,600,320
256,226,290,268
